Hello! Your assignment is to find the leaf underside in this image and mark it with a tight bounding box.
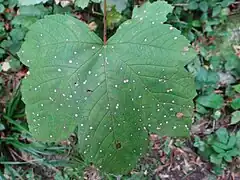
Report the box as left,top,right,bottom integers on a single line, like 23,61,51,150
19,1,196,174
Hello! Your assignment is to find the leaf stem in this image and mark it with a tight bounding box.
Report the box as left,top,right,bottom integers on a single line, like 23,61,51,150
103,0,107,45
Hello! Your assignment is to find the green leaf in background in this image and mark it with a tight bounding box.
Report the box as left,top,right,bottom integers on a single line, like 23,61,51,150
75,0,101,9
0,123,5,131
231,111,240,125
212,141,228,150
0,48,5,59
75,0,89,8
231,98,240,110
196,103,208,114
233,84,240,93
188,1,198,10
0,4,5,13
216,128,229,144
193,136,205,151
192,20,201,27
221,0,235,7
210,154,222,165
106,6,122,30
212,145,225,153
200,12,208,22
10,28,26,42
226,135,236,149
209,56,221,70
18,1,196,174
225,54,240,72
18,0,48,6
226,148,239,157
195,67,219,90
9,57,22,72
199,1,208,12
6,0,18,8
12,16,38,28
212,5,221,17
18,4,50,18
196,93,224,109
223,154,232,162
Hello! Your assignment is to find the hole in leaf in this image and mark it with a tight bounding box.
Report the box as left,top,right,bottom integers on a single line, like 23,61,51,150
87,89,93,93
115,141,122,149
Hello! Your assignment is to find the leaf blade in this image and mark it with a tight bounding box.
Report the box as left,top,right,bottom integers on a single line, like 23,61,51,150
19,1,196,174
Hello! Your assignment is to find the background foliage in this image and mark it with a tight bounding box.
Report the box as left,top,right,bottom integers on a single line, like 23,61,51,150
0,0,239,179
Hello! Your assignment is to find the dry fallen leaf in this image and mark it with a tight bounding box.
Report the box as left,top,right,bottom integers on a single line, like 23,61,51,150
88,21,98,31
1,62,11,72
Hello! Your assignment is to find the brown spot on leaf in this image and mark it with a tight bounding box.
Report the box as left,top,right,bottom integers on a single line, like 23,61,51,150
115,141,121,149
176,112,184,119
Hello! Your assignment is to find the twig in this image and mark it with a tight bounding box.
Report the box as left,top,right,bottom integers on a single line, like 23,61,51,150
8,147,36,165
173,3,188,7
92,5,103,16
0,46,19,60
103,0,107,45
170,20,203,36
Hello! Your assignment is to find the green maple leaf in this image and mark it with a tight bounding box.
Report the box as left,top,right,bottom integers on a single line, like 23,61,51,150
18,1,196,174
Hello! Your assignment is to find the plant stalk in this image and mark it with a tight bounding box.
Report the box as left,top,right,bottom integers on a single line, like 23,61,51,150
103,0,107,45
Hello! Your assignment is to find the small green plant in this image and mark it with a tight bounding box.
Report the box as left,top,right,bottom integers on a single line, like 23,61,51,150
193,136,205,151
209,128,239,165
18,0,197,175
195,128,240,166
